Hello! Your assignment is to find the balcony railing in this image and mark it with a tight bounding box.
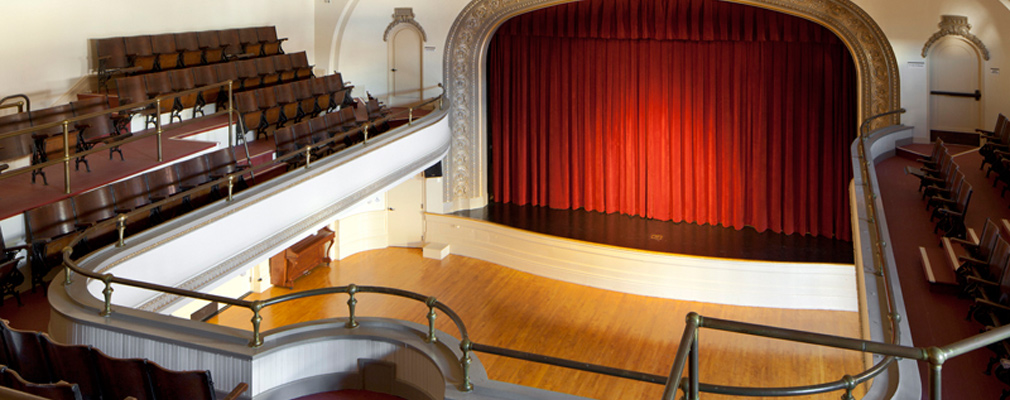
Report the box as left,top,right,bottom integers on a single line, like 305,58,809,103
53,98,1010,399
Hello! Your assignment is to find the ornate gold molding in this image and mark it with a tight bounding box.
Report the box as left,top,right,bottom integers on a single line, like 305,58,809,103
921,15,990,61
442,0,901,203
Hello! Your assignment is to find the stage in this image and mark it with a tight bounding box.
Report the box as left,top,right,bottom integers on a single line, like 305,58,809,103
452,202,854,264
426,203,858,311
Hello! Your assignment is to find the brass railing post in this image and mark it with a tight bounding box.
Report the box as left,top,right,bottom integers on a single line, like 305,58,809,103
689,329,699,400
250,301,264,347
408,107,414,126
156,100,163,162
228,81,234,148
841,374,856,400
227,175,235,201
426,297,438,343
100,274,114,317
362,125,369,144
304,146,312,169
17,100,24,113
116,214,127,247
927,347,945,400
62,121,71,194
346,284,359,328
63,247,73,285
460,339,473,392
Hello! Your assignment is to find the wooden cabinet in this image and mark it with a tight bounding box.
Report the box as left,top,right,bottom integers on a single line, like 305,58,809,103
270,227,335,288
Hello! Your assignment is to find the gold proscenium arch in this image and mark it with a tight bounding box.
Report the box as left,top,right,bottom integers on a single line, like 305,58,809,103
442,0,901,206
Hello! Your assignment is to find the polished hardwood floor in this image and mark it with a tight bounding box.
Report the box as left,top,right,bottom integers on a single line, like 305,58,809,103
208,248,865,399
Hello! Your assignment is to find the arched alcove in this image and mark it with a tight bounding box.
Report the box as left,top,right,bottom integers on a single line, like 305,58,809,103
441,0,901,209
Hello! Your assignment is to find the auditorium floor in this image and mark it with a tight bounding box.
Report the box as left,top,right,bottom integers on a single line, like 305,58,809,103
207,247,865,400
876,148,1010,399
453,203,854,264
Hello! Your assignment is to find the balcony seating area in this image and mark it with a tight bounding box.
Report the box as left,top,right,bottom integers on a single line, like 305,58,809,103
0,318,247,400
906,113,1010,398
0,95,131,186
114,51,316,129
18,147,249,293
97,26,288,90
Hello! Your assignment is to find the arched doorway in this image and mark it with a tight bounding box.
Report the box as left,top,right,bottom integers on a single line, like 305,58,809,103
923,16,988,144
385,8,426,106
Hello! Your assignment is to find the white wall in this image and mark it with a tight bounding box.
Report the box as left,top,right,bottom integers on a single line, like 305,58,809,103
853,0,1010,141
0,0,315,108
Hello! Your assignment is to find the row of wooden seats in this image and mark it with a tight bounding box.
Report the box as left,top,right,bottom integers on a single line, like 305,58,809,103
23,147,248,292
938,218,1010,398
274,108,360,167
980,114,1010,195
0,319,246,400
907,139,973,239
272,94,399,171
235,73,354,140
115,52,314,127
0,230,26,307
0,95,131,185
97,26,286,79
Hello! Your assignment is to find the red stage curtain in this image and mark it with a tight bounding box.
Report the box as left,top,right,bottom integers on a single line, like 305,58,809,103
488,0,857,240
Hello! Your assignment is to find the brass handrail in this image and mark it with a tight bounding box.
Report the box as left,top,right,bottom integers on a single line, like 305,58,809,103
0,81,237,193
57,86,467,386
54,91,990,399
0,94,30,113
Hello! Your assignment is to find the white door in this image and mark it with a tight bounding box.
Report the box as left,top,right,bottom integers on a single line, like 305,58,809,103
387,173,425,247
391,27,422,106
928,37,982,134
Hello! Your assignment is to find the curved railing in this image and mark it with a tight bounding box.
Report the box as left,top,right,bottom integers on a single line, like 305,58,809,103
52,100,1010,398
0,94,30,113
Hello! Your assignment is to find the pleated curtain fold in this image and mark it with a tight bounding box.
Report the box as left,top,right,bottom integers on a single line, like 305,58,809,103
488,0,857,240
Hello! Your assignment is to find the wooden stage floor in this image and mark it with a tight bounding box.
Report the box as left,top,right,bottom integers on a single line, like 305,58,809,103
207,248,866,400
453,202,854,263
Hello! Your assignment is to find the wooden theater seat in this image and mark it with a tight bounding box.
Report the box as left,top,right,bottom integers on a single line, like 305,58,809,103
176,155,216,210
40,334,103,400
0,228,27,307
0,367,82,400
70,96,129,172
110,174,154,234
94,349,155,400
72,186,119,252
24,198,77,291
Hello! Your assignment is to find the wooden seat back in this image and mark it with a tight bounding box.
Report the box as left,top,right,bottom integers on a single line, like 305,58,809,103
96,38,131,70
70,97,115,142
1,324,53,384
116,76,149,106
147,362,215,400
150,33,180,71
73,186,118,250
124,36,157,73
196,31,225,64
94,349,155,400
41,334,103,400
0,113,34,162
1,366,82,400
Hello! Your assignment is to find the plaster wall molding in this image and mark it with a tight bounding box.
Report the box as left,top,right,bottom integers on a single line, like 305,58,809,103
383,8,428,42
921,15,990,61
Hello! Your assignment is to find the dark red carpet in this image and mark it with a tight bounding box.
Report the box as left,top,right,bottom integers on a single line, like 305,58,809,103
0,117,230,220
877,146,1010,398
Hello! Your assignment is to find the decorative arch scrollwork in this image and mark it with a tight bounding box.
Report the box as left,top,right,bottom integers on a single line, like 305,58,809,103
383,8,428,42
442,0,901,204
921,15,990,61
